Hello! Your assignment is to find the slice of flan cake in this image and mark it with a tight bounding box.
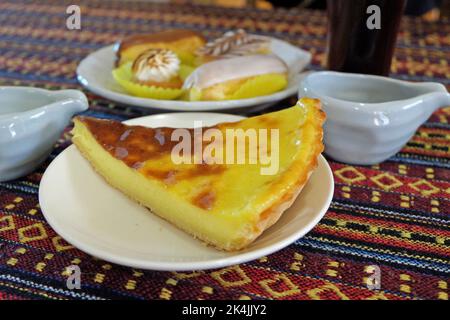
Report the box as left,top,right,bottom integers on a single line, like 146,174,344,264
71,98,325,251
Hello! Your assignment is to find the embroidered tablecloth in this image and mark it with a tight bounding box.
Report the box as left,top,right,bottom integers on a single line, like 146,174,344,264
0,0,449,300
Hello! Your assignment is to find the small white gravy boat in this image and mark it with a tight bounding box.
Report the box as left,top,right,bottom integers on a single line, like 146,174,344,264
0,87,88,181
299,71,450,165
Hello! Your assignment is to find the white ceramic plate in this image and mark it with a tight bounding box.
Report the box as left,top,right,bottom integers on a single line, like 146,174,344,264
77,38,311,112
39,113,333,271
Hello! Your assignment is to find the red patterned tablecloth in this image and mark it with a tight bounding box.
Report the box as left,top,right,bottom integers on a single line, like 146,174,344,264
0,0,449,300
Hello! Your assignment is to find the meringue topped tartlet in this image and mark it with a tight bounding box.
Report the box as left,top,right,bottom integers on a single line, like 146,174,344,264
132,49,183,89
113,48,192,100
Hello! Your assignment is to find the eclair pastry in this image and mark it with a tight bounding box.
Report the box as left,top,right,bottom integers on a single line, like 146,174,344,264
115,29,206,66
183,54,288,101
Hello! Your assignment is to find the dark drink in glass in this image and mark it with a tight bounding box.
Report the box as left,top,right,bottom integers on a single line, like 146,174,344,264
326,0,406,76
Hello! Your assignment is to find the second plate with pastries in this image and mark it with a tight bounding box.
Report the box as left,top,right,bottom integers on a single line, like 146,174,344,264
77,28,311,112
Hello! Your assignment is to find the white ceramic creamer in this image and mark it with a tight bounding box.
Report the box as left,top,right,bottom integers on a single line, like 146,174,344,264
0,87,88,181
299,71,450,165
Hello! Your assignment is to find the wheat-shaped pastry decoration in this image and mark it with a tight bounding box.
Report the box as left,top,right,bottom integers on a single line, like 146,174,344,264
197,29,270,58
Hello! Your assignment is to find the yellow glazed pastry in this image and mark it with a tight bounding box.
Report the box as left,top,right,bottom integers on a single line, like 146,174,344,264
183,54,288,101
71,98,325,251
115,29,206,66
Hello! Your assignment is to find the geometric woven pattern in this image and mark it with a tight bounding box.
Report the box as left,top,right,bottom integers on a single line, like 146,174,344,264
0,0,449,300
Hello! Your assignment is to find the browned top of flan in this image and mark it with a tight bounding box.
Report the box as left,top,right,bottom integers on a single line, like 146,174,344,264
76,116,225,182
116,29,205,52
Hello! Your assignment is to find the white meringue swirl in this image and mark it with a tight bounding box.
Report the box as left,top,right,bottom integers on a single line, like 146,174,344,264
132,49,180,83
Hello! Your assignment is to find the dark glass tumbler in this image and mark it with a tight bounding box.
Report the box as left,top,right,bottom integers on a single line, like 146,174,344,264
326,0,406,76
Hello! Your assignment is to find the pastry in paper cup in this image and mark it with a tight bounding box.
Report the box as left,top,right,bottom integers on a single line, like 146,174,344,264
112,65,182,100
112,49,193,100
183,54,288,101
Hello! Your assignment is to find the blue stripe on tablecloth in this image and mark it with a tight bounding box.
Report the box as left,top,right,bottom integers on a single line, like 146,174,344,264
296,237,450,275
0,71,77,83
0,264,144,300
0,273,103,300
0,35,106,49
331,200,449,226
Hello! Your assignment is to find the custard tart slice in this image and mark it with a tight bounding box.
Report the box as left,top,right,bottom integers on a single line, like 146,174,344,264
71,98,325,251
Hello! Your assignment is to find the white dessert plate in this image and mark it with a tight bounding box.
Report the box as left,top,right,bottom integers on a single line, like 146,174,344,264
39,113,333,271
76,38,311,112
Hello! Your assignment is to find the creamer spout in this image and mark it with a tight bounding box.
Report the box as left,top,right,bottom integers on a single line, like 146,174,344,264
51,89,89,115
410,82,449,112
